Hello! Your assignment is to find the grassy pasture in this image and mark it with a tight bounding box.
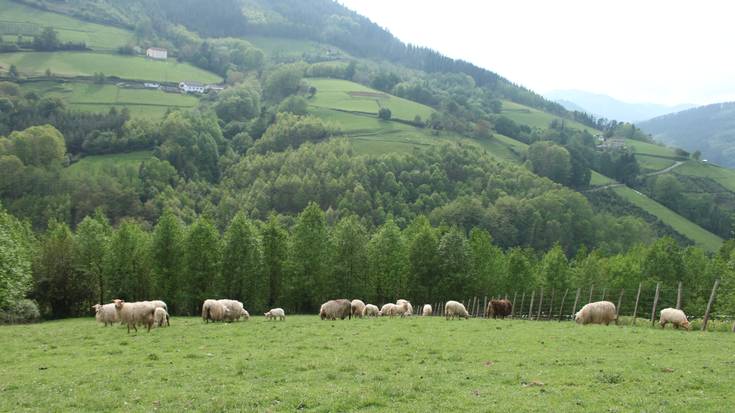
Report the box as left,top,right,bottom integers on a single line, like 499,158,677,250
500,100,596,133
675,161,735,193
67,151,154,179
1,316,733,412
21,81,198,118
244,35,344,59
627,139,680,158
636,154,677,172
307,78,434,122
0,0,133,50
0,52,222,83
613,186,723,252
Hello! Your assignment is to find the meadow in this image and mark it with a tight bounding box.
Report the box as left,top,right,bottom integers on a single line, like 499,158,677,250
0,0,133,50
21,81,198,118
500,100,596,132
1,316,733,412
0,52,222,83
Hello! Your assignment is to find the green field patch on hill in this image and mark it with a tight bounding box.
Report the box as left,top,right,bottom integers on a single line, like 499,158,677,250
626,139,680,158
21,81,198,118
613,186,723,251
636,154,677,172
67,151,154,178
244,35,343,59
500,100,596,132
0,0,133,50
0,52,222,83
674,161,735,193
307,78,434,122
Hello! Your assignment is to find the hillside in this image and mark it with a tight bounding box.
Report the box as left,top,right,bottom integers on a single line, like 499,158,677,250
639,102,735,168
547,90,694,122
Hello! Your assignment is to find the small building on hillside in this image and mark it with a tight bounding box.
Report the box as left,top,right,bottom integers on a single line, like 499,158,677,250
598,138,627,151
146,47,168,60
179,81,206,94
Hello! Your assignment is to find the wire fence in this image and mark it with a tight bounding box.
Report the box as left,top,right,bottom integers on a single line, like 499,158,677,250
422,280,734,332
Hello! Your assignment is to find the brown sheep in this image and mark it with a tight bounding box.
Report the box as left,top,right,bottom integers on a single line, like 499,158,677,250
485,299,513,319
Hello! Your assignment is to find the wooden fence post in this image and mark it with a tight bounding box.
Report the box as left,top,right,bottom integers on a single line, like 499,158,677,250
650,282,660,326
676,281,683,310
601,288,607,302
519,292,526,319
558,289,569,322
632,282,642,324
588,285,594,303
547,289,555,320
536,287,544,320
616,289,625,317
511,292,517,318
528,290,535,321
572,288,581,316
483,296,488,318
702,279,720,332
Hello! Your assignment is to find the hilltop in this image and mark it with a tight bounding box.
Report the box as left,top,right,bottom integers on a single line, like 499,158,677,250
546,90,694,122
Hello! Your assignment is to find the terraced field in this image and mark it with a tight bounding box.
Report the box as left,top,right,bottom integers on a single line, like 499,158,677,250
0,52,222,83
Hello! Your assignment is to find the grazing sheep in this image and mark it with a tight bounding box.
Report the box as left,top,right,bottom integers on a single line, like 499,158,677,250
659,308,690,330
218,299,248,322
201,299,229,323
113,299,156,333
154,307,170,327
575,301,618,325
93,303,119,326
351,299,366,318
265,308,286,321
149,300,168,312
364,304,379,317
422,304,433,316
379,303,399,317
320,299,352,320
486,299,513,319
444,301,470,320
396,299,413,317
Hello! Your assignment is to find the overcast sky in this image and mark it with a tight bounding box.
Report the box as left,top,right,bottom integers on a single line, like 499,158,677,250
338,0,735,106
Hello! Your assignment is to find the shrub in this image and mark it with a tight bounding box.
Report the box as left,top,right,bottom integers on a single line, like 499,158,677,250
0,299,41,324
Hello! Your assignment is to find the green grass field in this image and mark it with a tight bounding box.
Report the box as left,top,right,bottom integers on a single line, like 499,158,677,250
0,0,133,50
307,78,434,122
67,151,154,178
0,52,222,83
21,81,198,118
674,161,735,193
627,139,680,158
500,100,597,133
1,316,733,411
613,186,723,252
244,36,345,59
636,154,677,172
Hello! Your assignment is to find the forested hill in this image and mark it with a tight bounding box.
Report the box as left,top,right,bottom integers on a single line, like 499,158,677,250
639,102,735,168
15,0,577,120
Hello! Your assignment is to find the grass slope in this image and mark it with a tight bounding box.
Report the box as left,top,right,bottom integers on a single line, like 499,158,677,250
0,52,222,83
627,139,680,158
1,317,733,412
613,186,723,251
67,151,154,178
674,161,735,193
21,81,198,118
307,78,434,122
501,100,597,133
0,0,133,50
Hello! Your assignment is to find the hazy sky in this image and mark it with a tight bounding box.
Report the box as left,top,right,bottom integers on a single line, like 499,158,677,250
338,0,735,106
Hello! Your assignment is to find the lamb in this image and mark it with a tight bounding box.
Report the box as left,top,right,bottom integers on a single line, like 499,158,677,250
320,299,352,320
444,301,470,320
92,303,119,326
396,299,413,317
154,307,170,327
422,304,433,316
351,299,366,318
113,299,156,333
659,308,690,330
486,299,513,319
265,308,286,321
379,303,398,317
364,304,379,317
218,299,248,322
575,301,618,325
202,299,230,323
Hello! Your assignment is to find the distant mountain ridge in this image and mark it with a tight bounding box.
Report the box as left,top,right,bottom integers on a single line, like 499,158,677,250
546,90,694,122
639,102,735,168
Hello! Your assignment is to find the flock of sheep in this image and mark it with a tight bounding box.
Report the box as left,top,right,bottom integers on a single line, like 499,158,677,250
92,297,693,332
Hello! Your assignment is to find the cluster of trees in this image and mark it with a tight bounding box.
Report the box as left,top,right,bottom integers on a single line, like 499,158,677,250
5,201,734,321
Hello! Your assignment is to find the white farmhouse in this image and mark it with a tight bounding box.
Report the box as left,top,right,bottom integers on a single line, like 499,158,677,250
179,81,206,94
146,47,168,60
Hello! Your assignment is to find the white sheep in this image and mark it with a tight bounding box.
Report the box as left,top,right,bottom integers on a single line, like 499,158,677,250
422,304,433,316
218,299,248,322
351,299,366,318
396,299,413,317
92,303,119,326
265,308,286,321
113,299,155,333
202,299,229,323
379,303,398,317
575,301,617,325
364,304,379,317
444,301,470,320
154,307,170,327
659,308,690,330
